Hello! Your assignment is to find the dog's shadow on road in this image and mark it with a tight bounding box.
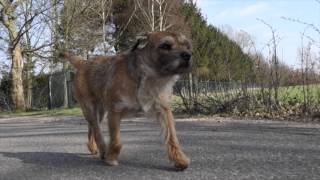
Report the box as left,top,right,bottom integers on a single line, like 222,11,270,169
0,151,105,168
0,151,180,172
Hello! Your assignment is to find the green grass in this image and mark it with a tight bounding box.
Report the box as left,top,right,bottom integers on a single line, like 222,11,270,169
278,84,320,105
0,107,82,118
170,84,320,115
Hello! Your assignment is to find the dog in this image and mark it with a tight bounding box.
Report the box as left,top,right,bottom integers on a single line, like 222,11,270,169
60,31,192,170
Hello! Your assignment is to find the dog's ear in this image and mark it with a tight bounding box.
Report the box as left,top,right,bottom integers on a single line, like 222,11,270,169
131,33,149,51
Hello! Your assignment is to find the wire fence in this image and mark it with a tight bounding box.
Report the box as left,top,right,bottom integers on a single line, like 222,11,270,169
0,71,76,111
0,74,319,119
173,79,320,118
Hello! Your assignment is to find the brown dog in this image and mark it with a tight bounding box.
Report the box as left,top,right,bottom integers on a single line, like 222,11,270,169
60,31,192,170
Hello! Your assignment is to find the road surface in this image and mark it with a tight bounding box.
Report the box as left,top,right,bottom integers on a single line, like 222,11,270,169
0,116,319,180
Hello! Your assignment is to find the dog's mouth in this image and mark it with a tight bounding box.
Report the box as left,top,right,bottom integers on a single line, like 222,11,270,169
176,57,192,73
157,51,192,75
178,60,192,69
160,59,192,75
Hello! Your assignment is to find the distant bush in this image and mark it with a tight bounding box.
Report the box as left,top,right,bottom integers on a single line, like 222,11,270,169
0,73,12,111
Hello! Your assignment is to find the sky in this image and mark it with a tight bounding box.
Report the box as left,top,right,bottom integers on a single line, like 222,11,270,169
196,0,320,68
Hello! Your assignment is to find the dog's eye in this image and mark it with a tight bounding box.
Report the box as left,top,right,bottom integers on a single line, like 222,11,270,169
159,43,171,50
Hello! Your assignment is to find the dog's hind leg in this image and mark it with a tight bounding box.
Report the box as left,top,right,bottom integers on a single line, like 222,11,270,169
105,110,122,166
156,105,190,170
80,103,107,158
87,126,98,155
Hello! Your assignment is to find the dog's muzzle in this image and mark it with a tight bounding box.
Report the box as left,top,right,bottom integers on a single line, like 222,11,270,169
158,51,192,75
180,52,191,62
178,51,192,71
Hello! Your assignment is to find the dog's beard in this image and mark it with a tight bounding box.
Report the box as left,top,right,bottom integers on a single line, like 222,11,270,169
160,58,192,75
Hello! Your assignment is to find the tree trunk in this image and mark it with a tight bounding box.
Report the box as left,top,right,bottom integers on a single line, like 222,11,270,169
1,1,26,110
8,20,26,110
25,53,33,109
158,0,163,31
102,0,106,55
24,0,34,110
48,0,59,109
10,46,25,110
151,0,155,31
63,62,69,108
188,73,194,112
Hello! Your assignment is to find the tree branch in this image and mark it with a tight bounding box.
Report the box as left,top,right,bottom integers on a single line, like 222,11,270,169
281,17,320,35
10,1,60,50
23,42,53,53
12,0,24,9
0,0,7,7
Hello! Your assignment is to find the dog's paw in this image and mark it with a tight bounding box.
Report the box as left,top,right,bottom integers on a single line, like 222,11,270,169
174,157,190,171
105,159,119,166
99,152,106,160
90,149,98,155
87,143,98,155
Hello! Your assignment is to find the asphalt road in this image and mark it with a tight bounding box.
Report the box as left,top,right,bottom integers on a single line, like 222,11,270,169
0,115,320,180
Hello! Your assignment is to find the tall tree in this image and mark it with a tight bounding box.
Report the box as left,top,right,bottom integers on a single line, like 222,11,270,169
258,19,281,107
1,0,60,110
57,0,115,107
112,0,185,50
0,0,26,110
23,0,33,109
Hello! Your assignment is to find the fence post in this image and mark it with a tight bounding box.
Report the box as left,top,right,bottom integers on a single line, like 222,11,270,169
67,72,73,108
48,74,53,110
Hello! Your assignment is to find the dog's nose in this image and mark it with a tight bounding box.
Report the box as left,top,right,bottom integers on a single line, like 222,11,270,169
180,52,191,61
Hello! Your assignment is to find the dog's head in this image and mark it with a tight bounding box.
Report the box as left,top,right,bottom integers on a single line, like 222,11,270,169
131,32,192,76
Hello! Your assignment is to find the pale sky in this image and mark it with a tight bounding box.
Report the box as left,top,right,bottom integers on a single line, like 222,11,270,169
196,0,320,68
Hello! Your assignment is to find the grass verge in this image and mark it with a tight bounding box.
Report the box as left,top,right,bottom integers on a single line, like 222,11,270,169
0,107,82,118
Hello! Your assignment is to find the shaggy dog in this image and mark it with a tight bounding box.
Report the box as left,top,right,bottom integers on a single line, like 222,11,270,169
60,31,192,170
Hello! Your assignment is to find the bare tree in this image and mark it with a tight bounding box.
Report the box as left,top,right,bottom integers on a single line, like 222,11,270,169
281,1,320,115
299,27,314,114
99,0,113,55
0,0,59,110
257,18,281,107
58,0,93,108
221,27,254,54
57,0,116,107
23,0,33,109
133,0,180,32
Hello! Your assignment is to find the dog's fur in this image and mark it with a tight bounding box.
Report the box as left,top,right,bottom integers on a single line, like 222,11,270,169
60,31,192,170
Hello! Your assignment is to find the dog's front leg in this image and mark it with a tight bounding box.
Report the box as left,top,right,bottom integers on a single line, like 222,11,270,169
157,105,190,170
105,111,123,166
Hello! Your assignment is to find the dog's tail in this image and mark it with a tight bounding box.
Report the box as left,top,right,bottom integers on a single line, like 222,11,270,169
59,52,86,69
